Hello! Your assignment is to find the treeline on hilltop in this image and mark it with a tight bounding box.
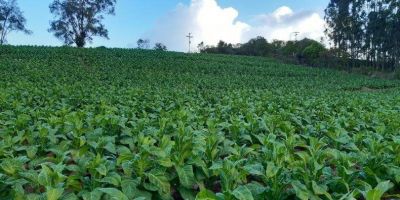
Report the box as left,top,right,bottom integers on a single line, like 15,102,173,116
199,37,382,73
200,0,400,74
198,37,341,70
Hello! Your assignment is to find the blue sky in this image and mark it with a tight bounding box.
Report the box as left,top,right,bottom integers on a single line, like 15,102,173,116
8,0,329,50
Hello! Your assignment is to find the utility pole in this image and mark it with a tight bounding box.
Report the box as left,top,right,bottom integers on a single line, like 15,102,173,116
290,32,300,57
186,33,193,53
293,31,300,41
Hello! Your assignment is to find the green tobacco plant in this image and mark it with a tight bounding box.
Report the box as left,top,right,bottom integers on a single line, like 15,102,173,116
0,45,399,199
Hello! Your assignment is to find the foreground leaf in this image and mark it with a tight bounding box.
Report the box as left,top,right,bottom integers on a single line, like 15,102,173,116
98,188,129,200
176,165,196,188
232,186,254,200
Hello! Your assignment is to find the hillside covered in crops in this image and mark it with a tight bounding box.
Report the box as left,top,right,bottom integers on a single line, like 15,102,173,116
0,46,399,200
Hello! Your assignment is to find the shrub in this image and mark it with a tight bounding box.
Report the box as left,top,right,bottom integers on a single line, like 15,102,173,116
303,43,326,60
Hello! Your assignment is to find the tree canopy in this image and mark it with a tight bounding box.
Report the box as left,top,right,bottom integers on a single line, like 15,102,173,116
137,38,150,49
154,42,167,51
325,0,400,70
48,0,116,47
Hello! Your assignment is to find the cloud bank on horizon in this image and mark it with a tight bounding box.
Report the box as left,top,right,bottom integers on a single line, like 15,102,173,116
145,0,326,52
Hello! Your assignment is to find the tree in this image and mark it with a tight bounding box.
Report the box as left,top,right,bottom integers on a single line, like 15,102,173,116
238,36,271,56
325,0,400,71
0,0,31,45
197,41,205,52
216,40,234,54
303,42,326,65
48,0,116,47
154,42,167,51
137,38,150,49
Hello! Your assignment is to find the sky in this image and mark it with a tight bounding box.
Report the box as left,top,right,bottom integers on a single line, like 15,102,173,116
8,0,329,52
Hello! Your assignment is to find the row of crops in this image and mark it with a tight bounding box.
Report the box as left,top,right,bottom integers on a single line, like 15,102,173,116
0,46,399,199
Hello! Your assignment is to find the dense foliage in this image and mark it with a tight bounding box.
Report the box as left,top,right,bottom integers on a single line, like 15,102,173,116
0,46,400,200
199,37,336,69
325,0,400,71
201,0,400,73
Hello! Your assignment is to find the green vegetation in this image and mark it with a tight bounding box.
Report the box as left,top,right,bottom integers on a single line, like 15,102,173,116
201,0,400,74
0,46,400,200
49,0,117,47
200,37,346,72
325,0,400,71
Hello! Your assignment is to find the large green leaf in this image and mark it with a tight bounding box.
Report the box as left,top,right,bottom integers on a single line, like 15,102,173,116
195,189,217,200
312,181,332,200
366,181,394,200
292,181,311,200
147,170,171,195
176,165,196,188
82,190,102,200
95,164,107,176
38,165,53,186
61,193,79,200
133,190,152,200
121,178,140,199
46,187,64,200
179,187,196,200
100,172,121,186
232,186,254,200
98,188,129,200
243,164,264,176
245,182,266,197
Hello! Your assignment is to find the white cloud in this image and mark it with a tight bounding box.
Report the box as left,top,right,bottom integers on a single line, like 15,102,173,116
144,0,249,52
144,1,326,51
244,6,326,42
273,6,294,20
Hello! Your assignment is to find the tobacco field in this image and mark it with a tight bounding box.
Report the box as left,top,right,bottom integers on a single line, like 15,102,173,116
0,46,399,200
